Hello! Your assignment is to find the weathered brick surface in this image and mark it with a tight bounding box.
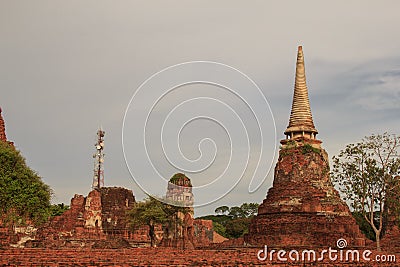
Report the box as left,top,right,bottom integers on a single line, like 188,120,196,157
0,107,6,142
33,187,215,249
381,224,400,253
34,188,145,247
160,217,216,249
99,187,135,238
0,248,397,266
192,219,215,247
0,227,12,247
0,107,13,146
161,174,215,249
246,146,366,248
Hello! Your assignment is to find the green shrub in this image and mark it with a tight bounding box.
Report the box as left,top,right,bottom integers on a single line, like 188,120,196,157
301,143,320,154
0,141,52,226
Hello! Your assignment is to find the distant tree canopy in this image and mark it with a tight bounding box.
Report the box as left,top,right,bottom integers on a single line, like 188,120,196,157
0,141,52,226
199,202,259,239
214,203,259,218
214,205,229,215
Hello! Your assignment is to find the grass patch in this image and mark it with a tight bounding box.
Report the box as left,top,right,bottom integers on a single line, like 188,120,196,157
301,143,321,154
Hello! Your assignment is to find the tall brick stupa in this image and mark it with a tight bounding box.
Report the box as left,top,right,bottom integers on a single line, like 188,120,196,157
0,107,7,142
0,107,13,146
245,46,366,248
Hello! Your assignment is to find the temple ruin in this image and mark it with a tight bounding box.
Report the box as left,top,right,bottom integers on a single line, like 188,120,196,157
162,173,222,249
0,107,7,143
34,187,138,248
245,46,366,248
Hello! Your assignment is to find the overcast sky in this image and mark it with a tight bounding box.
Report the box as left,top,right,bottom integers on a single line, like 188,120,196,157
1,1,399,216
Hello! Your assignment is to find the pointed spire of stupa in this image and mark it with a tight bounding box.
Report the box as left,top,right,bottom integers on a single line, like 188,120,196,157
0,107,7,142
283,46,318,141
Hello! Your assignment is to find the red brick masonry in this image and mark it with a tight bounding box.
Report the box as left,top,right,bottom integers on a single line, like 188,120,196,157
0,248,398,267
0,107,7,142
246,146,366,247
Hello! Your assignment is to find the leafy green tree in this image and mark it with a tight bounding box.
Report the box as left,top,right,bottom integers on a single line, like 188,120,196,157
226,203,259,219
49,203,69,217
228,206,244,219
0,141,52,226
225,218,251,238
129,197,167,247
212,221,226,237
214,203,259,219
239,203,259,217
332,133,400,250
128,196,190,247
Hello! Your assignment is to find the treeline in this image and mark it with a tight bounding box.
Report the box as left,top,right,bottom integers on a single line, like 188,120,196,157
197,203,259,239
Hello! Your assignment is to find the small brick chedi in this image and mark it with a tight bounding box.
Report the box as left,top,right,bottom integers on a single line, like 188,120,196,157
163,173,217,248
245,46,366,248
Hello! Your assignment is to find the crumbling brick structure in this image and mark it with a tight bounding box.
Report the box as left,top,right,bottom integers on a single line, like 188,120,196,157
381,224,400,253
162,173,216,248
245,46,366,248
33,183,216,248
34,187,138,247
0,107,13,146
0,107,6,142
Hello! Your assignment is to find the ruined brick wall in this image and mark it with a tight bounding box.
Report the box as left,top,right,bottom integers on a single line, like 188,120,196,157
48,194,85,234
34,187,141,247
84,189,102,229
99,187,135,238
193,219,214,247
0,226,13,247
246,146,366,248
381,225,400,253
160,215,216,249
31,188,219,249
35,193,93,246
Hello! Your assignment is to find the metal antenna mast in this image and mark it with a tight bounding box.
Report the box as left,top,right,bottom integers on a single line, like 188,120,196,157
92,128,105,189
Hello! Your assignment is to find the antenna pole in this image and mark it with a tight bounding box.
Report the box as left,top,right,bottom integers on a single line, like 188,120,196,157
92,128,105,189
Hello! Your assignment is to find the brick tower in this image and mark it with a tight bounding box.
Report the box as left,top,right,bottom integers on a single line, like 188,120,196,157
0,107,7,142
245,46,366,248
